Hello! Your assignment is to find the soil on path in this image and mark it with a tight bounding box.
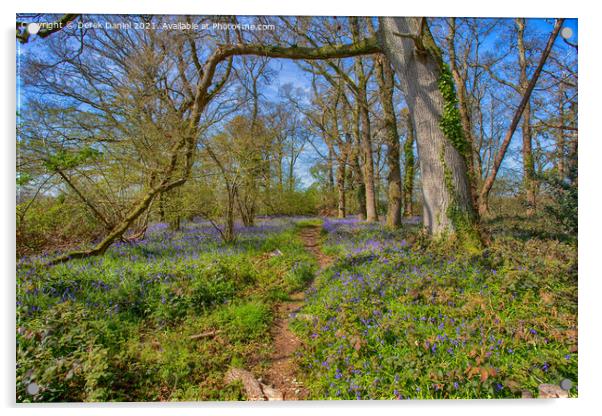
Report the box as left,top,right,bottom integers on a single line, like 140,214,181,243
263,225,332,400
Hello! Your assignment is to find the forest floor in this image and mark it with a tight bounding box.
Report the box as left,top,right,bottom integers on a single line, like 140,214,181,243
16,214,578,401
264,224,333,400
290,216,577,399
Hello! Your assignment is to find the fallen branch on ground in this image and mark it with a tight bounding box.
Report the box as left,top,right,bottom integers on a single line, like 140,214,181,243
189,329,222,340
224,367,284,400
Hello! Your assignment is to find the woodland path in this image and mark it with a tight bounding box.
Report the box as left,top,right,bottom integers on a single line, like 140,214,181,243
263,224,332,400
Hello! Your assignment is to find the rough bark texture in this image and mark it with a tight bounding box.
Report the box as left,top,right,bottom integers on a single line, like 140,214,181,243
355,57,379,222
352,99,367,220
402,109,415,217
376,54,403,228
224,367,283,401
333,98,349,219
380,17,476,237
350,18,378,222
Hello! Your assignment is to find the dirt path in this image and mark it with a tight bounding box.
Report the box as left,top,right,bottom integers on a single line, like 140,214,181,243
263,225,332,400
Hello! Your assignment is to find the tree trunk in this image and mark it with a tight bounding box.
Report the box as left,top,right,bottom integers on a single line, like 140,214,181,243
375,54,402,228
277,146,284,193
517,18,537,215
224,186,236,242
402,109,415,217
447,18,479,213
327,142,336,194
556,83,567,179
236,193,254,227
288,146,295,192
522,101,536,214
336,157,347,218
567,101,578,184
170,215,181,231
47,183,162,265
355,57,379,222
43,32,384,265
349,17,378,222
55,168,113,231
380,17,477,238
352,99,367,220
158,191,165,221
478,18,564,215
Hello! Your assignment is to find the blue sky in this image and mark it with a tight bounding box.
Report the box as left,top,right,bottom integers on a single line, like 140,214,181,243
257,17,578,187
17,15,578,190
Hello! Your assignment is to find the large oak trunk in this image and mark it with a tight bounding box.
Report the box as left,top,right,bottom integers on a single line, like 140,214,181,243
380,17,476,236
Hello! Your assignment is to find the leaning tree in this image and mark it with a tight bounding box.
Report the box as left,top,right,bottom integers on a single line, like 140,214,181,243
22,15,547,262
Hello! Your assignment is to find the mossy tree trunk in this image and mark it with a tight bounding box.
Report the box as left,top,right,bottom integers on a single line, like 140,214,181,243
446,18,479,214
379,17,478,240
402,108,415,218
375,54,402,228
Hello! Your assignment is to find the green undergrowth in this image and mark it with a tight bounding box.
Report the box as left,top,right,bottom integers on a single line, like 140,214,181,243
16,218,317,402
292,218,577,399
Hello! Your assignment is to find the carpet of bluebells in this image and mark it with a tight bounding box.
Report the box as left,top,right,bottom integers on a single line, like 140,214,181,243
292,218,578,399
16,214,578,401
16,216,317,402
